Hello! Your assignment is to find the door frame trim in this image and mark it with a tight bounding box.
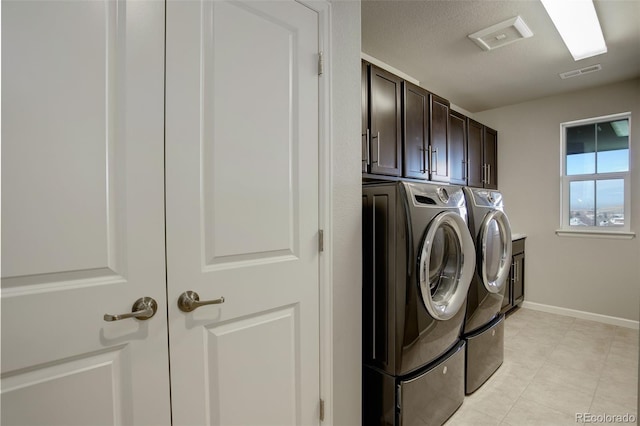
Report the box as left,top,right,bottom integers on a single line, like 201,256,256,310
297,0,333,423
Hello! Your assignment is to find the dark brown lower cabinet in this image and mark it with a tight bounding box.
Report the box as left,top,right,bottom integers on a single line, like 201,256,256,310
502,238,525,313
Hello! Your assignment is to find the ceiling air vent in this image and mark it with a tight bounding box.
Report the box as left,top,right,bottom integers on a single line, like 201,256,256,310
559,64,602,79
468,16,533,51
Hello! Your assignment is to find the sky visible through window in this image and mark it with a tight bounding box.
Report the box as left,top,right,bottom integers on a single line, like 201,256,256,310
567,149,628,207
566,118,629,227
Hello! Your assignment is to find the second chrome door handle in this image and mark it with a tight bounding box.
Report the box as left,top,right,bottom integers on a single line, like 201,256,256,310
177,291,225,312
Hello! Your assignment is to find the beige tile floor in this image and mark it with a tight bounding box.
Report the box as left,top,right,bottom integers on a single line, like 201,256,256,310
445,308,639,426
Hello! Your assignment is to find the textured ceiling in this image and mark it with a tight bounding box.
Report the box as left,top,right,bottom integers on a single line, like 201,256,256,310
361,0,640,113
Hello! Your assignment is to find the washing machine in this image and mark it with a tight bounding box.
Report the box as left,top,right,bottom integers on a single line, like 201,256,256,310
461,187,512,394
362,181,476,425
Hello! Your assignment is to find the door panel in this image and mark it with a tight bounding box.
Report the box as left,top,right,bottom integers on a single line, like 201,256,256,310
203,0,298,264
429,94,450,182
2,348,128,425
467,119,484,188
449,111,467,185
403,82,429,180
2,0,119,279
370,65,402,176
1,1,170,424
166,1,320,424
206,307,299,425
484,127,498,189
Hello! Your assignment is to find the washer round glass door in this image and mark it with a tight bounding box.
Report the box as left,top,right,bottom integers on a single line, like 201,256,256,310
418,211,475,320
479,210,512,294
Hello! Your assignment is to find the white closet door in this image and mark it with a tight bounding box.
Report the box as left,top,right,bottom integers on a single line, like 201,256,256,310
165,0,321,424
1,1,170,424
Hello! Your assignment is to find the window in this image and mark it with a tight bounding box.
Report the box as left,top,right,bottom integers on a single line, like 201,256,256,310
560,113,632,235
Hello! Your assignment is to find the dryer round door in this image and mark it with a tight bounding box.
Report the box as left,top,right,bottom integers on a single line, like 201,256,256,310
418,211,475,321
478,210,512,294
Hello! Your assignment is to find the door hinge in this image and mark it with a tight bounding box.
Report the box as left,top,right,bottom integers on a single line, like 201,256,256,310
318,51,324,76
319,398,325,421
318,229,324,252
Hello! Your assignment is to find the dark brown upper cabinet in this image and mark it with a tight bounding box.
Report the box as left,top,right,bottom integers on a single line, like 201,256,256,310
361,60,498,186
402,81,429,180
467,118,484,188
429,94,450,183
467,118,498,189
484,126,498,189
448,110,467,185
363,63,402,177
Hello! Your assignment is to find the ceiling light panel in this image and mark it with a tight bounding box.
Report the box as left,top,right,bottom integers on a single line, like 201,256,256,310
611,120,629,137
468,16,533,51
541,0,607,61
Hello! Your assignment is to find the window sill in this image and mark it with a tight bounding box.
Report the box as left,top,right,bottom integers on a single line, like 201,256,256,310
555,229,636,239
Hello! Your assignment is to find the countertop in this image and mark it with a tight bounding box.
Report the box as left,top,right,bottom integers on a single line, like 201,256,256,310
512,233,527,241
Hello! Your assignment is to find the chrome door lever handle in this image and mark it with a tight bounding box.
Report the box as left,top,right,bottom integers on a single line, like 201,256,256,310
178,291,225,312
104,297,158,322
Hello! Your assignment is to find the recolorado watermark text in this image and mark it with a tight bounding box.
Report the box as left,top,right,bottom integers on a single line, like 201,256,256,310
576,413,637,423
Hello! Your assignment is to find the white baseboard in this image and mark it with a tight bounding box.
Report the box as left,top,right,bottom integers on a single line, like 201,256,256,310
521,301,640,330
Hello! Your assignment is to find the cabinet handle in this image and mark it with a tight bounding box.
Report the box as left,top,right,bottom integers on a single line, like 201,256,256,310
432,147,438,174
511,263,516,283
371,131,380,164
482,164,487,184
428,145,438,175
364,129,371,166
461,160,467,180
487,164,491,186
419,146,427,173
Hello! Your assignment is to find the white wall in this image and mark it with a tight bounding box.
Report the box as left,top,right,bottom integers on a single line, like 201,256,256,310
330,1,362,425
475,79,640,322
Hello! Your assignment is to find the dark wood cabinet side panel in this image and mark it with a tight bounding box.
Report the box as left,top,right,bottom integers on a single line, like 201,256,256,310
449,111,467,185
484,127,498,189
370,66,402,176
467,118,484,188
403,82,429,180
429,94,449,182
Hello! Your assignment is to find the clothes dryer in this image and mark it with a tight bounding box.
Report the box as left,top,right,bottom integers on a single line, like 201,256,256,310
462,187,512,394
362,181,476,425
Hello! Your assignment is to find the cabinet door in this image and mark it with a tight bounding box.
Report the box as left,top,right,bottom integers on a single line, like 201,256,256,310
502,263,514,311
467,118,484,188
512,253,525,304
370,65,402,176
403,82,429,180
429,94,450,182
362,61,370,172
449,111,467,185
484,127,498,189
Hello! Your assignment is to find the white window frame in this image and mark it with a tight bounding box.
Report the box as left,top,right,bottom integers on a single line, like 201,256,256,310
558,112,635,239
